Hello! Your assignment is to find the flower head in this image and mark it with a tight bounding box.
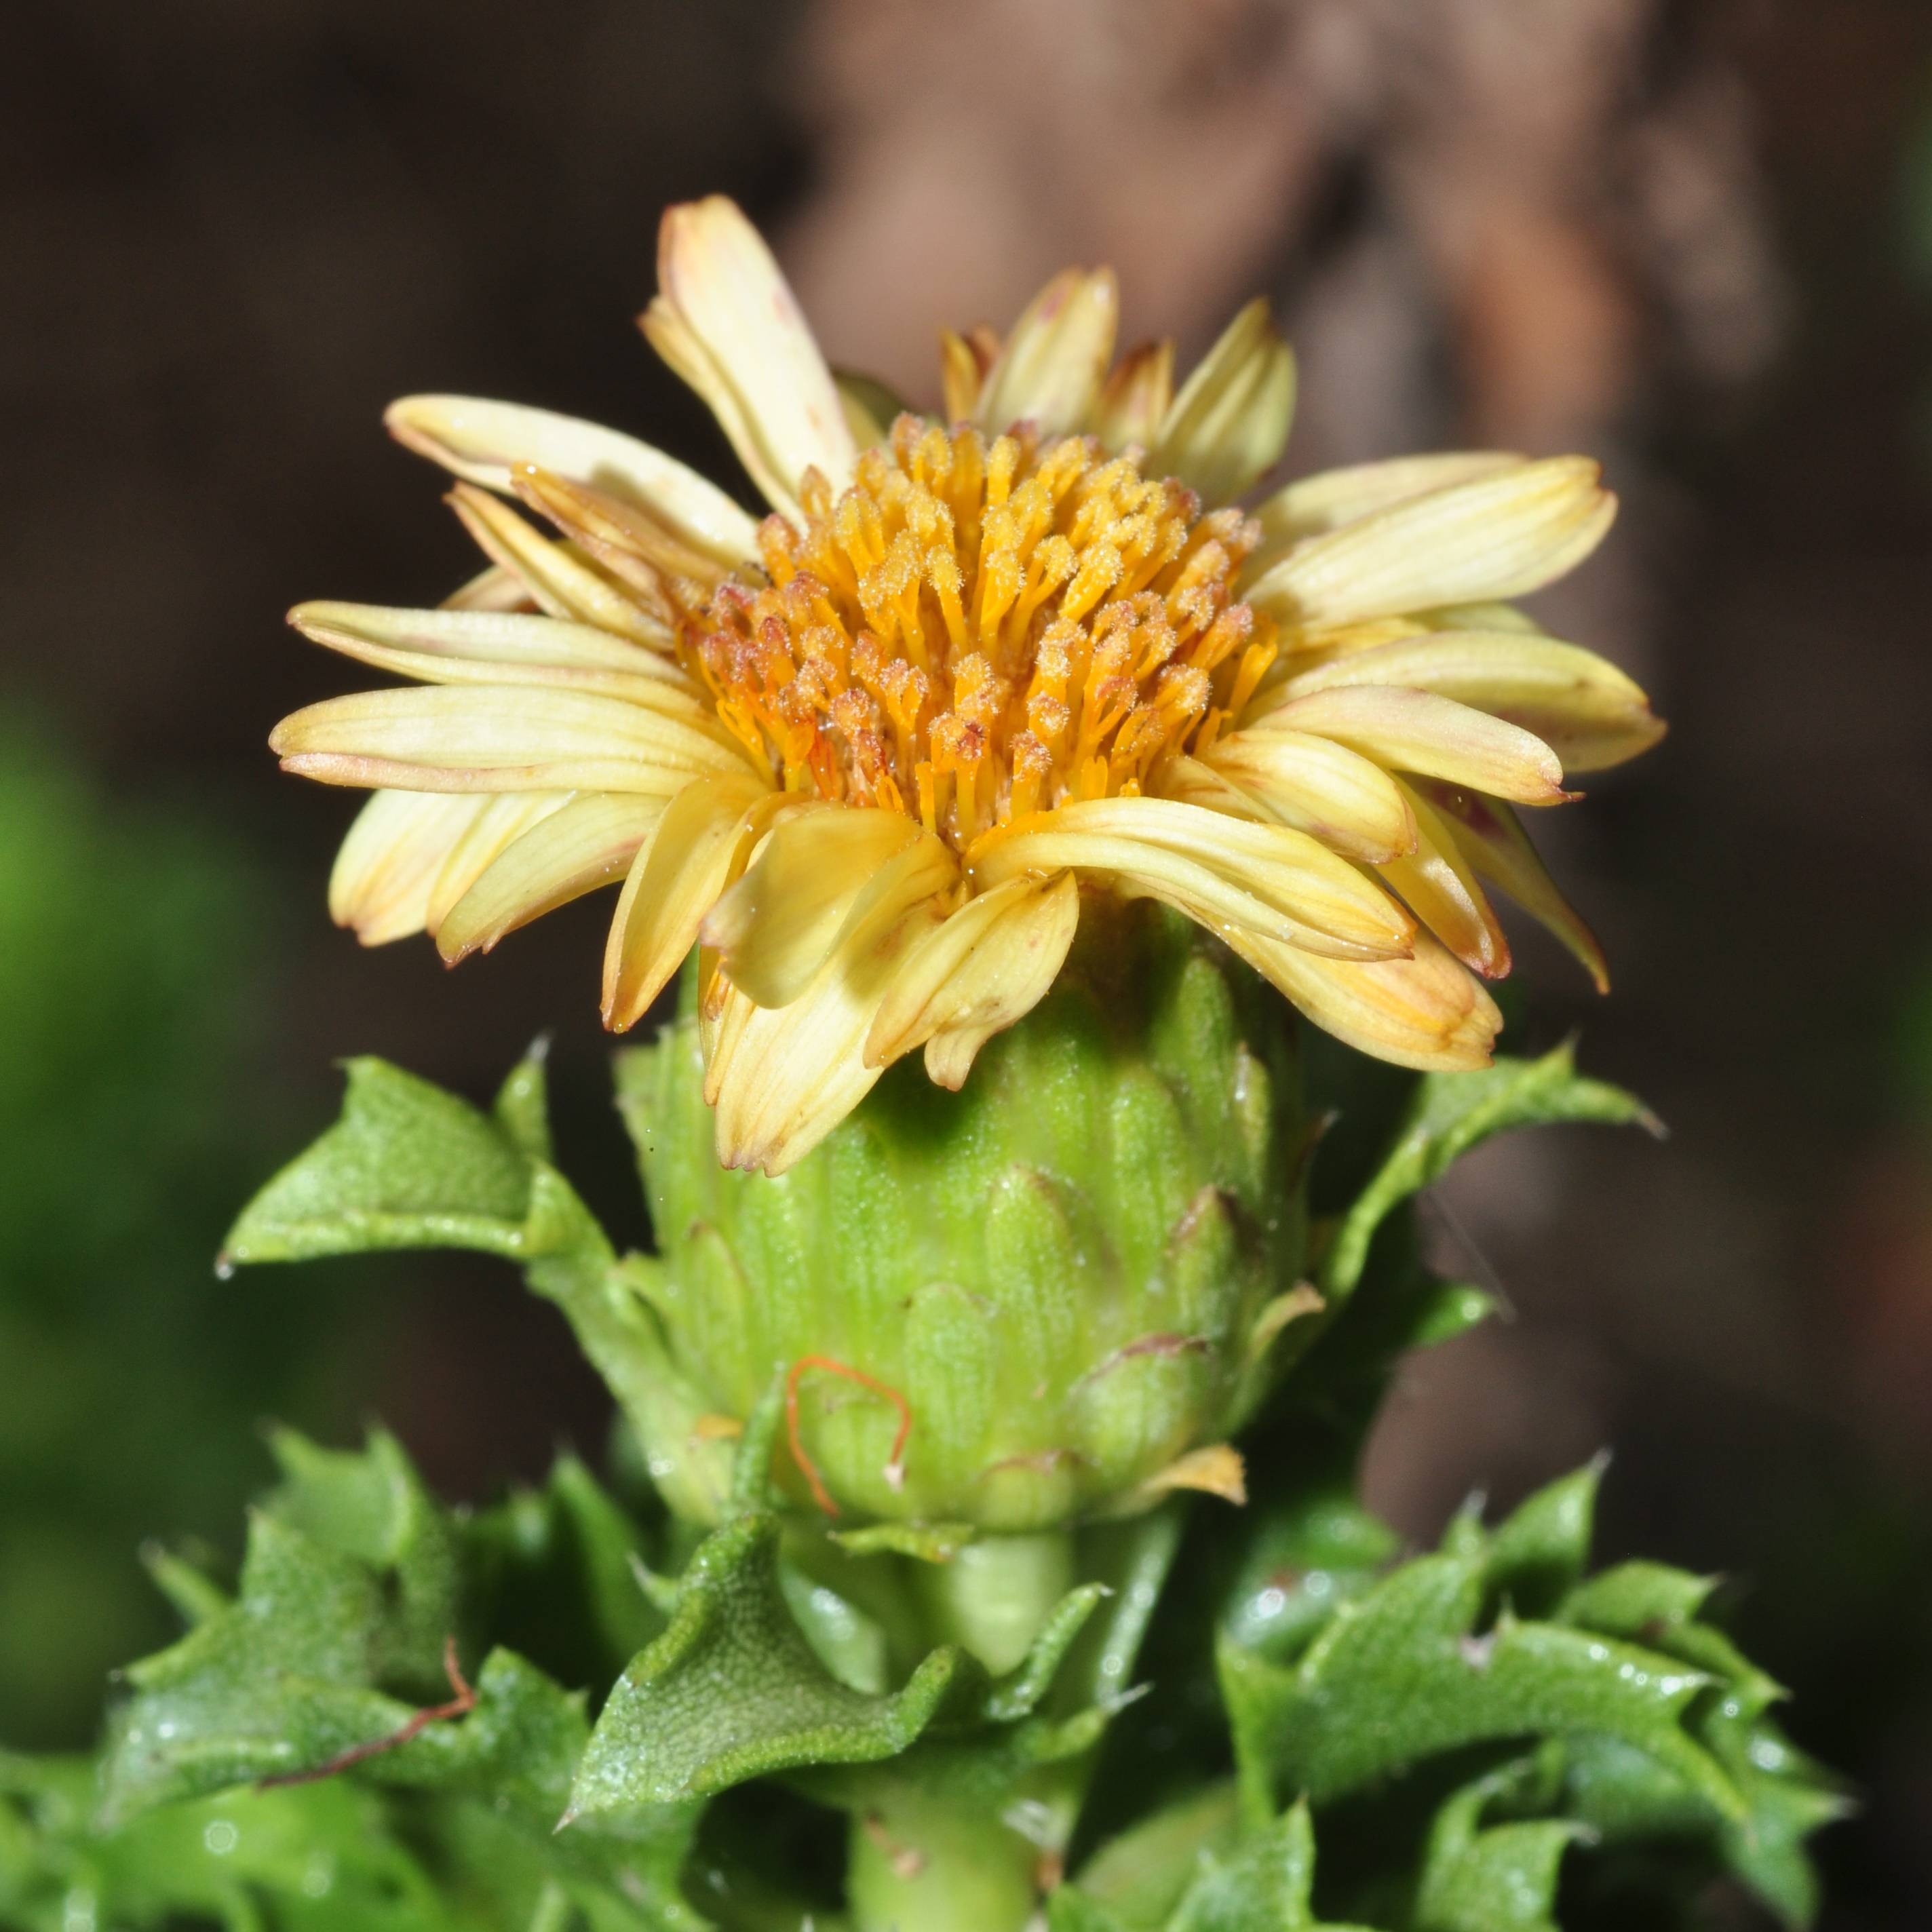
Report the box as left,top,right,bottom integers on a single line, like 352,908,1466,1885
273,196,1663,1174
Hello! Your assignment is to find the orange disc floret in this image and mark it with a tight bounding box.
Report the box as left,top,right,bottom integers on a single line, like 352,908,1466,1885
687,414,1273,856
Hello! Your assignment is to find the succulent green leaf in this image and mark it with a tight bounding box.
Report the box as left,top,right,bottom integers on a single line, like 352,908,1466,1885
1163,1799,1376,1932
1320,1046,1654,1302
140,1541,232,1629
1407,1281,1498,1349
1414,1760,1582,1932
831,1522,977,1562
225,1054,736,1525
1220,1484,1399,1667
1484,1461,1604,1621
222,1058,539,1264
1218,1549,1739,1828
1067,1781,1242,1931
567,1512,975,1817
265,1425,465,1697
104,1505,425,1819
1,1752,476,1930
493,1041,556,1162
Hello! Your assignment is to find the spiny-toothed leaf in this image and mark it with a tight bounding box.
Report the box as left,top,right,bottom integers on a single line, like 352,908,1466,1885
1321,1045,1655,1301
1054,1504,1188,1716
492,1040,556,1161
1408,1281,1497,1349
1484,1461,1605,1621
1165,1798,1376,1931
1414,1758,1582,1932
1067,1782,1242,1931
1,1756,472,1930
104,1508,425,1820
140,1542,232,1629
545,1453,668,1673
1218,1546,1741,1827
982,1583,1108,1721
566,1512,978,1816
225,1052,736,1526
1050,1887,1138,1932
1220,1484,1398,1667
266,1425,464,1697
221,1058,537,1263
1558,1560,1717,1639
1717,1755,1851,1929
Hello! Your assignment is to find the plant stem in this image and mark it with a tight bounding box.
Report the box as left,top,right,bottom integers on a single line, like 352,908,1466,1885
847,1788,1042,1932
913,1529,1076,1676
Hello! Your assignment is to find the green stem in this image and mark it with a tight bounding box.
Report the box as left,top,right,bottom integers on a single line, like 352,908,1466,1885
847,1789,1042,1932
912,1529,1076,1676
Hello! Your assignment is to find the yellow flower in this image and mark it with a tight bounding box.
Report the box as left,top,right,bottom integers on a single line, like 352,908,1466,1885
271,196,1663,1175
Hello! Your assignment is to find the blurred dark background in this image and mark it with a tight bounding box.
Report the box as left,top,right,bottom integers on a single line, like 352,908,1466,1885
3,2,1931,1924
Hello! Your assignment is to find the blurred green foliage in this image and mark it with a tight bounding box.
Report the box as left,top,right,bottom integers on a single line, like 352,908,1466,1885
0,712,358,1748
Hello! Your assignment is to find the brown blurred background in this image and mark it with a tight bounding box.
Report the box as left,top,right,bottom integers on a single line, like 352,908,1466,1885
4,1,1932,1923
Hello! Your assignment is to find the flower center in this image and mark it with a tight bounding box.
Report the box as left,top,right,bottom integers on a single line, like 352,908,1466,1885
687,416,1277,853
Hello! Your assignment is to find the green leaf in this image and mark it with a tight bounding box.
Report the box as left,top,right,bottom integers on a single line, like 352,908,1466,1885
1484,1461,1604,1621
1414,1759,1582,1932
1218,1551,1740,1828
1067,1782,1241,1931
566,1512,977,1816
222,1058,537,1264
104,1505,421,1819
225,1053,737,1526
1319,1046,1655,1302
2,1752,480,1930
266,1424,465,1697
1220,1486,1399,1667
1163,1799,1376,1932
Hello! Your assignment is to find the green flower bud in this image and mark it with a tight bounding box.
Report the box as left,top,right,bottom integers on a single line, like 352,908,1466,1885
617,902,1313,1530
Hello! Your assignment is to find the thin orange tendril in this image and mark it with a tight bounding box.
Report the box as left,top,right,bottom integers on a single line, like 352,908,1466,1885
784,1353,914,1516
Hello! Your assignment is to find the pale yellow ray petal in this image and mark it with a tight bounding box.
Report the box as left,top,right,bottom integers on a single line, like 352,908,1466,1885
1155,756,1273,824
1225,925,1501,1073
699,806,933,1009
288,603,703,708
436,792,667,963
708,900,942,1176
1089,340,1175,450
385,394,758,567
1243,456,1616,628
425,790,573,935
1254,686,1570,806
988,796,1410,950
1191,731,1417,864
1279,630,1665,775
328,790,493,945
643,196,855,518
448,484,676,643
973,268,1120,439
1412,601,1546,635
271,687,753,794
1250,450,1526,552
1376,778,1509,979
1148,298,1296,507
917,872,1081,1089
511,467,729,612
1412,779,1609,994
440,563,533,613
866,874,1066,1069
601,774,789,1030
969,798,1412,960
